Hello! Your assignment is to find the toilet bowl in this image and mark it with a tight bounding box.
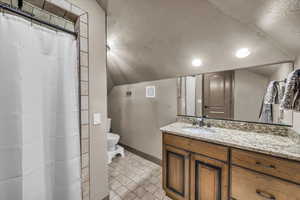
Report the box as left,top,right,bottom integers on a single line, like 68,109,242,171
106,118,124,163
107,132,120,151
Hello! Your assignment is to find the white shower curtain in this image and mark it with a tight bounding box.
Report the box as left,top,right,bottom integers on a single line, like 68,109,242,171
0,14,82,200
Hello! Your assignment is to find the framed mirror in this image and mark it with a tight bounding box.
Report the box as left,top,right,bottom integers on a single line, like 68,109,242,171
177,62,294,126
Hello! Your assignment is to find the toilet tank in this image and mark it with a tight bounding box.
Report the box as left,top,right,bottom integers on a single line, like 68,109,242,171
106,118,112,132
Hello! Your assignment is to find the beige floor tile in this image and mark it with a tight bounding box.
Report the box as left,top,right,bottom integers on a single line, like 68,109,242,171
144,183,158,194
134,187,147,198
109,150,167,200
123,192,137,200
110,179,122,190
126,181,139,191
115,186,129,197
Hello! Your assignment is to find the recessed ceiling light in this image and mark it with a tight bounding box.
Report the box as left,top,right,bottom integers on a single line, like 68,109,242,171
235,48,251,58
192,58,203,67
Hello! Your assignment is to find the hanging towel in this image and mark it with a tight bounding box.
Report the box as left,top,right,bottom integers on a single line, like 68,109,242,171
280,69,300,112
264,81,279,104
259,95,273,123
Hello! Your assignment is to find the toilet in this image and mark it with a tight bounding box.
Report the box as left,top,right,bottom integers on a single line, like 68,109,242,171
106,118,124,163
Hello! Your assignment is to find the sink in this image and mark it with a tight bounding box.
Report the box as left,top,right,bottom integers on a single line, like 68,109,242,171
181,127,215,134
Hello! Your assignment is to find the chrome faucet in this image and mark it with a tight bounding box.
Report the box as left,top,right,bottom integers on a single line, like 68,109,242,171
192,118,204,127
192,117,211,128
197,118,205,127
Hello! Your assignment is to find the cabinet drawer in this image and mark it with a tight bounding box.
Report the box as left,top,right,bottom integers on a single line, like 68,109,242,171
232,166,300,200
163,133,228,162
232,149,300,184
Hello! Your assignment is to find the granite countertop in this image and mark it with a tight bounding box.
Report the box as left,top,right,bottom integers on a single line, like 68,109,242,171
160,122,300,162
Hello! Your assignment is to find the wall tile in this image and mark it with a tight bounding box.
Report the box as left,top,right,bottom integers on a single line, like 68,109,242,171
81,139,89,154
33,8,50,22
81,96,89,110
81,110,89,124
80,67,88,81
65,21,75,32
71,4,85,16
80,52,88,67
0,0,10,5
50,15,65,27
80,81,89,96
80,13,88,23
80,21,88,38
25,0,45,8
82,181,90,197
82,167,89,182
177,116,292,136
81,153,89,168
80,37,88,52
64,11,77,22
81,125,89,139
11,0,18,7
44,1,66,17
23,2,34,14
49,0,71,12
83,194,90,200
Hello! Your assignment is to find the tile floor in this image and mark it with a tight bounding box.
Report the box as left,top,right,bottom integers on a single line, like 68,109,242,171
108,150,171,200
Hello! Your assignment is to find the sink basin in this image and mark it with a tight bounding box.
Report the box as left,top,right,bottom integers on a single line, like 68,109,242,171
182,127,215,134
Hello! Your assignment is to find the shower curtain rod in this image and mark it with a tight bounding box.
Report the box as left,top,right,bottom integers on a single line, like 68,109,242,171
0,3,77,37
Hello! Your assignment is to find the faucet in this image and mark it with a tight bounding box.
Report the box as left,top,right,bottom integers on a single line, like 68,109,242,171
192,117,211,128
197,118,205,127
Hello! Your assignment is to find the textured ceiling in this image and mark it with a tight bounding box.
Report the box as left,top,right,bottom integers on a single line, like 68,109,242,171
107,0,300,85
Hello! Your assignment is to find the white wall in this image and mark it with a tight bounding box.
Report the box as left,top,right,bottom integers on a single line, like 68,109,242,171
234,70,269,122
195,75,203,116
69,0,108,199
108,79,177,159
186,76,196,116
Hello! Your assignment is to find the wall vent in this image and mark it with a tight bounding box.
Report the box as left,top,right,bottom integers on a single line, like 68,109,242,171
146,86,156,98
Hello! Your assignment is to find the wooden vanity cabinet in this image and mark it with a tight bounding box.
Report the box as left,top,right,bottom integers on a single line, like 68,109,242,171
162,133,300,200
163,133,229,200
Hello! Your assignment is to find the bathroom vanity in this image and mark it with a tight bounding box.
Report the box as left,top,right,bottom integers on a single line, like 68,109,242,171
161,122,300,200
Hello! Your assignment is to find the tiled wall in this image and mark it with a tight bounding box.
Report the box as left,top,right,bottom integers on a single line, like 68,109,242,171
0,0,91,199
177,116,293,137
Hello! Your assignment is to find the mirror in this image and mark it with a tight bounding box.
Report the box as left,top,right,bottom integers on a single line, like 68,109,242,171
177,62,294,126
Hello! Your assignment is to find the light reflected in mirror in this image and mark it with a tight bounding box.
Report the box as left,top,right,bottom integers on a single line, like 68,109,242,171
177,62,294,126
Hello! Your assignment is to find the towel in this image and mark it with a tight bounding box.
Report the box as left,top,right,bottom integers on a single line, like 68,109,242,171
264,81,281,104
280,69,300,112
259,99,273,123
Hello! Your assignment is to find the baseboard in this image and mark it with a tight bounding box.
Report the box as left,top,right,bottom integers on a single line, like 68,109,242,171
120,143,162,166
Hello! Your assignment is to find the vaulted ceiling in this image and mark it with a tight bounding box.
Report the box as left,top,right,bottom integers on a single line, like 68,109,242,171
106,0,300,86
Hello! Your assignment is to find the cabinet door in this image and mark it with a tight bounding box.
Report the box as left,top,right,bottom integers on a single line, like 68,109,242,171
191,153,229,200
163,145,190,200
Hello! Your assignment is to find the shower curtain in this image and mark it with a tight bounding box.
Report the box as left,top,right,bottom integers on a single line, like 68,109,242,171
0,14,82,200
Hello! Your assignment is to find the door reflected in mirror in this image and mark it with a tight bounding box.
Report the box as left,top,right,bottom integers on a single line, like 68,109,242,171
177,62,294,126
